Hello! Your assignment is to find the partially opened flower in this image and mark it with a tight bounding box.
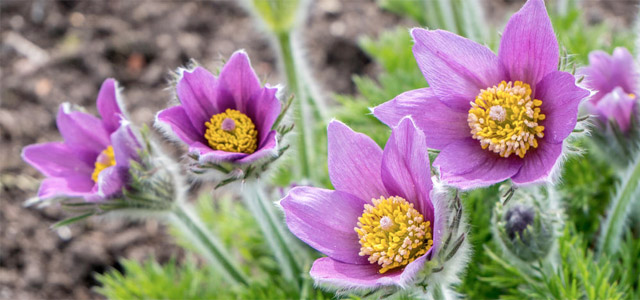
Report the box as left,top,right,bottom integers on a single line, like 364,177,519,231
22,79,140,202
373,0,589,189
578,47,639,132
155,50,283,175
280,118,448,289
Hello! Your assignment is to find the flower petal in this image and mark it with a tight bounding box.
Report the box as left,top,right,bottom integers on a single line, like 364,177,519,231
281,186,369,264
381,117,434,222
595,87,637,132
37,175,95,200
156,106,206,145
535,71,589,143
429,189,448,256
310,255,427,289
511,139,563,185
111,123,141,168
237,130,278,164
498,0,558,86
244,85,281,143
57,104,111,153
176,66,219,134
217,50,262,113
411,28,504,111
22,142,95,178
96,78,125,134
95,165,126,200
434,138,522,189
579,47,639,104
373,88,471,149
327,120,387,201
191,142,248,164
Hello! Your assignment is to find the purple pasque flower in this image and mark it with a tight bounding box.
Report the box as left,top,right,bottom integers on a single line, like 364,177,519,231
373,0,589,189
155,50,281,166
280,118,446,289
22,79,140,202
578,47,639,132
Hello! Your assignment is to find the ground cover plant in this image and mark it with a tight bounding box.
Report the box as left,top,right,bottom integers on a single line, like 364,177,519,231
8,0,640,299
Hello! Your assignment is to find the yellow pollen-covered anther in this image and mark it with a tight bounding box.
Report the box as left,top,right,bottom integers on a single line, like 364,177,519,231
354,196,433,274
92,146,116,182
204,109,258,154
467,81,546,158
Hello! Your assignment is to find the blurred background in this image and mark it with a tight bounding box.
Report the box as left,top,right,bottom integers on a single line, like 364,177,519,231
0,0,637,298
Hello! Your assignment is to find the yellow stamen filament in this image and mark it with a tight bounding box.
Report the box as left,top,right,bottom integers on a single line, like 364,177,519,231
204,109,258,154
354,196,433,274
468,81,546,158
92,146,116,182
629,93,636,99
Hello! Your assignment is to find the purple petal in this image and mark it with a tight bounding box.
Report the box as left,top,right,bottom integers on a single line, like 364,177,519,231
245,85,281,143
327,120,388,202
95,165,126,200
434,138,522,189
237,130,278,164
22,142,95,178
595,87,637,132
429,190,448,256
373,88,471,149
176,67,219,134
57,104,110,153
579,47,639,104
111,123,141,168
156,106,206,145
411,28,504,111
310,255,427,288
96,78,124,134
217,51,262,113
191,142,248,164
281,186,369,264
535,71,590,143
37,175,95,200
381,117,434,223
499,0,558,87
511,139,562,185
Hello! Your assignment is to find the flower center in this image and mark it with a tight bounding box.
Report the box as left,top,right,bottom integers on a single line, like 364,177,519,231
354,196,433,274
92,146,116,182
468,81,546,158
629,93,637,99
204,109,258,154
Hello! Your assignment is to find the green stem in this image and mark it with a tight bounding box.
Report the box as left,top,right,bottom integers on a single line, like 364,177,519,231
597,151,640,257
276,31,313,180
242,180,304,286
170,203,249,286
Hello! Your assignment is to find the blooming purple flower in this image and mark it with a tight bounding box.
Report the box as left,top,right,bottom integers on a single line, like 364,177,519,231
280,118,446,288
373,0,589,189
578,47,639,132
22,79,140,202
155,50,281,165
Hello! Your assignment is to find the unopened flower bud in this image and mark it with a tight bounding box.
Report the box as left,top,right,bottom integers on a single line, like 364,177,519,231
494,199,554,262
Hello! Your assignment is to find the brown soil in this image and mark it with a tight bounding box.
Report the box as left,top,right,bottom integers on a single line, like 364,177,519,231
0,0,636,299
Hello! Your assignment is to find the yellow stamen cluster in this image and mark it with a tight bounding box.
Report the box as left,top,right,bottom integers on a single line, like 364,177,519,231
468,81,546,158
204,109,258,154
354,196,433,274
92,146,116,182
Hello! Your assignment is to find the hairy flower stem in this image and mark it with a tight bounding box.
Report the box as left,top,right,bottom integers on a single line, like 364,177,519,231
242,180,304,286
597,150,640,257
169,203,249,286
276,30,319,181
